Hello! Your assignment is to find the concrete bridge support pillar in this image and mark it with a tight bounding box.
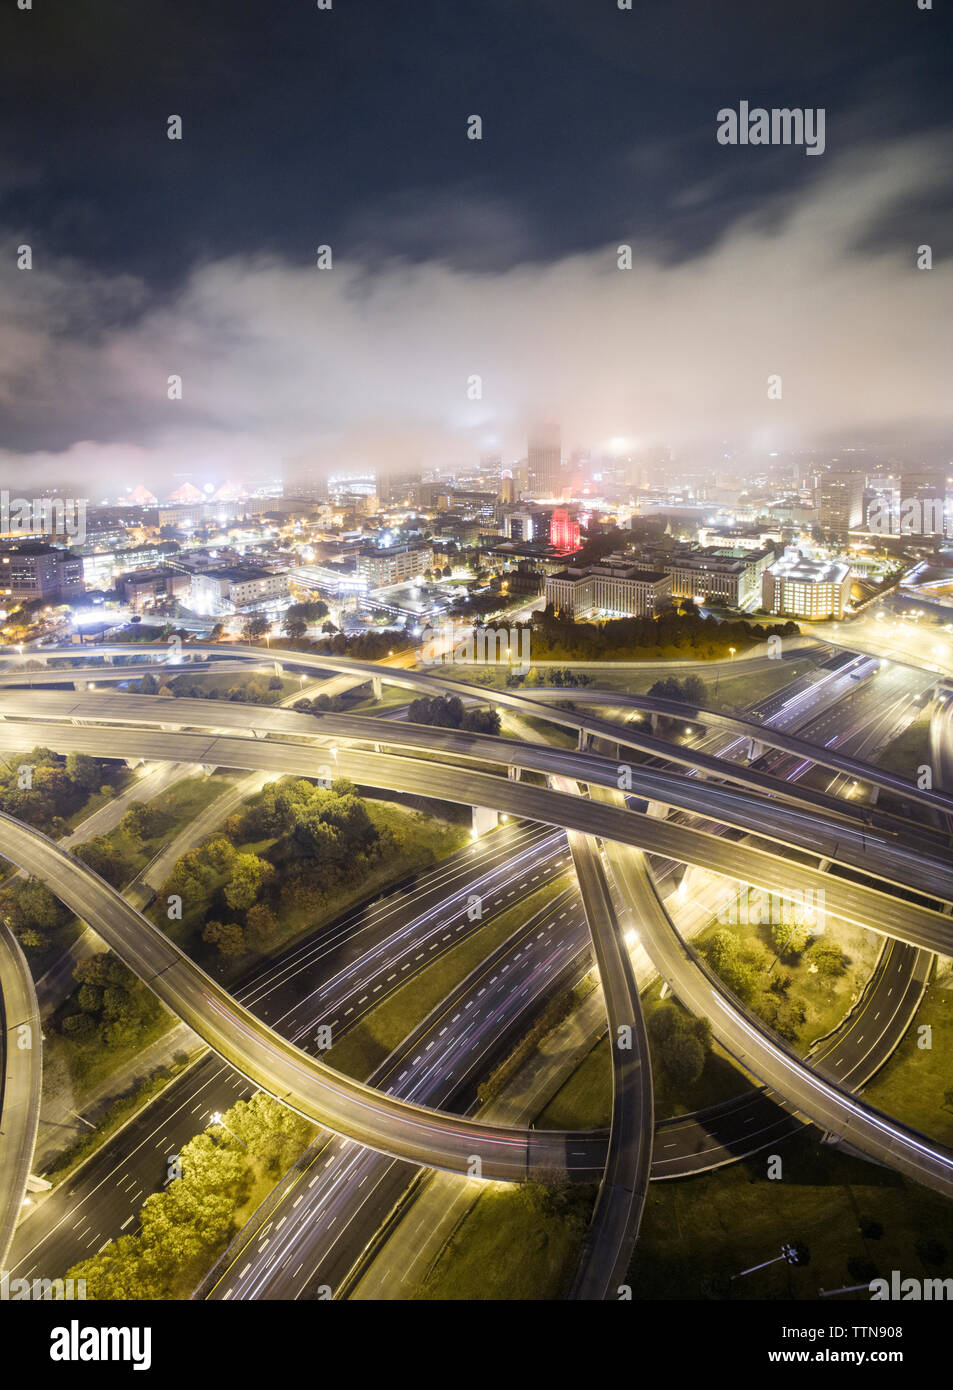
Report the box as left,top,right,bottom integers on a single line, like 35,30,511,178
676,863,702,898
747,738,764,761
508,764,521,781
472,805,499,837
577,728,591,752
371,675,383,701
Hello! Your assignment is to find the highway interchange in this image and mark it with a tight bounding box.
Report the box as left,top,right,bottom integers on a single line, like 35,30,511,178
0,638,951,1298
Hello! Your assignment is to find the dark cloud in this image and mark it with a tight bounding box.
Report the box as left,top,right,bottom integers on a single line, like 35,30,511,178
1,0,950,488
0,128,950,492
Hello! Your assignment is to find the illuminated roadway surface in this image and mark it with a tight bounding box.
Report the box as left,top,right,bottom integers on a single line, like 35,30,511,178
3,642,951,817
0,921,41,1265
9,822,580,1285
2,645,953,1290
6,688,953,911
0,701,951,1201
3,716,953,957
563,822,652,1300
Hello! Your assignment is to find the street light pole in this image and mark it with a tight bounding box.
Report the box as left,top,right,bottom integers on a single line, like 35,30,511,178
209,1111,248,1150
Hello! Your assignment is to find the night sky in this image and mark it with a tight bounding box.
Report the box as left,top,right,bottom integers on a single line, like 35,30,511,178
1,0,951,490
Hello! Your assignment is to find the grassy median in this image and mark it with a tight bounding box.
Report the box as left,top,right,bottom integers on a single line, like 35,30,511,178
325,874,572,1081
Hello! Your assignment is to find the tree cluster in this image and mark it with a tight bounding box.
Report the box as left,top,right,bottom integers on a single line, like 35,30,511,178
407,694,501,736
533,607,798,661
0,748,120,836
61,953,162,1052
0,875,72,953
505,667,596,688
161,778,386,963
647,1004,712,1088
281,600,329,639
65,1093,311,1299
702,927,809,1042
647,675,708,705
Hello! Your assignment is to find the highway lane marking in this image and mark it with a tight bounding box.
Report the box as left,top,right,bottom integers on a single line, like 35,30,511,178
120,1216,134,1230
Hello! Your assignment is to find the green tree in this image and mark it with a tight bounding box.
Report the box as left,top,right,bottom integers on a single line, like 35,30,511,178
807,940,847,976
65,752,101,792
202,837,236,874
771,920,811,957
121,802,166,846
245,902,279,946
75,835,134,887
202,919,247,960
223,852,269,911
62,1012,97,1040
703,929,761,1002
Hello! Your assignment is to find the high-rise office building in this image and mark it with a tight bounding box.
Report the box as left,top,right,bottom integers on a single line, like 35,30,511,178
817,470,863,542
0,541,85,601
282,456,327,502
376,470,418,505
527,422,561,498
900,467,947,535
550,508,581,554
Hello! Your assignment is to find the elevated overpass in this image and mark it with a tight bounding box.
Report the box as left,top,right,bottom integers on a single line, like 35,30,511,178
1,715,952,1202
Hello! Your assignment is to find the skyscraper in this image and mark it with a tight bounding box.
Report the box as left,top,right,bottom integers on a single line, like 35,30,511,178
282,456,327,502
817,469,863,543
900,467,947,535
527,422,562,498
